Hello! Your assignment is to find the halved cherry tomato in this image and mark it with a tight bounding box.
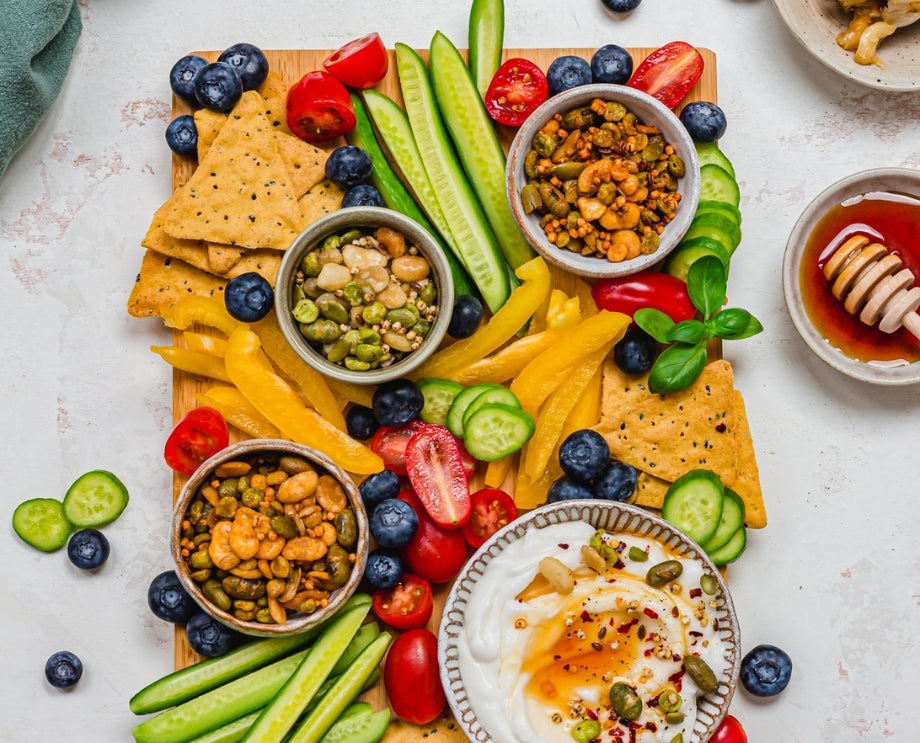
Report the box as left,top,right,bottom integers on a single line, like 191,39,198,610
286,70,356,142
164,407,229,476
457,438,477,479
484,58,549,127
384,628,446,726
370,421,430,476
371,573,433,630
627,41,704,110
323,32,389,89
398,490,469,583
591,270,696,323
462,488,518,548
405,425,471,529
711,715,748,743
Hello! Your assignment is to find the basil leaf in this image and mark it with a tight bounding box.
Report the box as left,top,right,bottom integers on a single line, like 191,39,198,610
710,308,764,340
686,256,727,319
666,320,707,345
647,342,709,394
634,307,674,344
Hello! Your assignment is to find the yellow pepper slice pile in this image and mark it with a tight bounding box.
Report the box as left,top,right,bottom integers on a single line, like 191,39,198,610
195,386,283,440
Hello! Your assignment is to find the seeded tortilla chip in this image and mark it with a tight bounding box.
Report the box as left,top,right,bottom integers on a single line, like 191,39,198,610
207,244,244,274
299,179,345,227
127,250,226,318
258,70,289,133
275,131,330,198
162,90,303,250
635,471,671,510
729,389,766,528
194,108,226,160
380,712,468,742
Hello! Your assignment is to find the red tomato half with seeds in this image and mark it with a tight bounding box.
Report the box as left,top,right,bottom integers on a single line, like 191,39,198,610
627,41,704,110
398,490,469,583
485,58,549,127
164,407,229,476
323,32,389,89
372,573,433,630
711,715,748,743
462,488,518,548
286,70,356,142
405,425,471,529
369,420,431,476
384,628,446,726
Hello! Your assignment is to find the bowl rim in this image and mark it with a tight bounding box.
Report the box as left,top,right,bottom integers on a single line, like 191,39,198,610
437,499,740,743
782,166,920,385
273,206,455,386
506,83,701,279
171,438,369,637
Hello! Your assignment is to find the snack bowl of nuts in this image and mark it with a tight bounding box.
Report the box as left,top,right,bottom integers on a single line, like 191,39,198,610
171,438,369,637
274,206,454,385
506,83,700,279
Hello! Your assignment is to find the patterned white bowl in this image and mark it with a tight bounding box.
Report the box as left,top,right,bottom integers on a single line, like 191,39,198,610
438,500,740,743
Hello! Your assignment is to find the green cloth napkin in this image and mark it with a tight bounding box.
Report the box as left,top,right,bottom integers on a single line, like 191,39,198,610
0,0,82,178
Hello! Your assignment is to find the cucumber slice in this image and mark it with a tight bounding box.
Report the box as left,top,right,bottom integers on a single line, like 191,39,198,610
187,711,261,743
689,212,742,249
417,378,464,427
445,383,503,438
661,469,725,546
680,221,737,258
462,402,536,462
701,488,746,554
694,199,742,225
62,470,129,527
695,141,735,178
12,498,72,552
699,163,740,208
665,243,729,282
394,43,511,312
469,0,504,100
318,704,389,743
461,385,520,429
706,525,747,566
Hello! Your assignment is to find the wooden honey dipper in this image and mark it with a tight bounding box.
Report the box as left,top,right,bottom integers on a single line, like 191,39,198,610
822,234,920,340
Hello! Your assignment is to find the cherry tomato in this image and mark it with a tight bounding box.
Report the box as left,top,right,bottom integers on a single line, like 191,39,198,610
371,573,433,630
163,407,229,476
405,425,471,529
322,32,389,89
286,70,356,143
627,41,704,110
591,270,696,323
484,58,549,127
711,715,748,743
462,488,518,548
456,438,477,479
398,490,469,583
384,628,446,726
369,420,430,476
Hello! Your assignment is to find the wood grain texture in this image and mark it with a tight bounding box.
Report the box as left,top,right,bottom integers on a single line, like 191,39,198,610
168,44,718,716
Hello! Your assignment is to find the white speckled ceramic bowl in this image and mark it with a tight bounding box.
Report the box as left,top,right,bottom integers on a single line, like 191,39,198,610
772,0,920,91
506,84,700,279
782,167,920,385
438,500,740,743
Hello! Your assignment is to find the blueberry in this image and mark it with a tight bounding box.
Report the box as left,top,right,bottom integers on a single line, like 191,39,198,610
546,55,593,96
593,460,638,502
370,498,418,549
558,429,611,483
169,54,208,105
224,272,274,322
165,115,198,157
67,528,109,570
346,404,380,440
447,295,484,339
325,146,373,189
601,0,643,13
342,184,384,208
365,549,405,590
147,569,197,624
45,651,83,689
218,43,269,91
194,61,244,113
614,325,657,375
679,101,728,143
546,476,595,503
359,469,401,514
740,644,793,697
590,45,634,85
185,611,239,657
373,379,424,428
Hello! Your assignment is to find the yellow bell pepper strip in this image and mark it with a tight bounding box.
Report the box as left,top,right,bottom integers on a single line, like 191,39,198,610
571,276,598,318
150,345,232,383
252,313,346,431
522,344,613,483
182,331,228,357
225,327,382,475
510,309,630,417
195,386,283,440
484,453,515,488
514,454,563,510
411,256,551,381
161,295,241,337
324,378,374,410
561,364,604,438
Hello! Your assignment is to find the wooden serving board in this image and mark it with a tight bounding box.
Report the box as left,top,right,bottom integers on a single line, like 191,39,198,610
168,43,719,719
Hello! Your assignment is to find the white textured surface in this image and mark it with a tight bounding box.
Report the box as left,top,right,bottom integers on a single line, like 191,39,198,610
2,1,920,741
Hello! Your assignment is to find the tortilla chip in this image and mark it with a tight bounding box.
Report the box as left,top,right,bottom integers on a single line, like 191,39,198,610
194,108,226,160
207,244,245,274
635,471,671,510
142,203,211,267
729,389,766,528
162,90,303,250
127,250,226,318
380,712,468,742
258,70,289,133
274,131,330,198
299,179,344,227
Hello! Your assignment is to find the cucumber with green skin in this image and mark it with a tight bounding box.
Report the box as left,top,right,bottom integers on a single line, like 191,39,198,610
394,43,511,312
469,0,504,100
695,141,736,178
346,91,476,298
706,524,747,565
661,469,725,546
428,31,534,270
318,702,390,743
701,488,746,554
187,711,261,743
698,163,741,208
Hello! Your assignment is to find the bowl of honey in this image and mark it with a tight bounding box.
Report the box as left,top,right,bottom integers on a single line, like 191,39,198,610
783,168,920,385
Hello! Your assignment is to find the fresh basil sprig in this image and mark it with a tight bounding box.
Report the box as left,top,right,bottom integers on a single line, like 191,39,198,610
634,256,762,394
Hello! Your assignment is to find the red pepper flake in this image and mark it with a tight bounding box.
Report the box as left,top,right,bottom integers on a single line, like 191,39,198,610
689,630,703,637
645,721,658,732
668,669,684,691
558,542,570,550
585,707,598,720
643,608,659,619
580,610,593,622
715,422,727,433
617,618,639,634
689,587,702,599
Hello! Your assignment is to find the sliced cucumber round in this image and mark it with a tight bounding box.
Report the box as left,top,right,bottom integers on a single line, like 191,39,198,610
445,383,503,438
701,488,746,554
694,199,742,225
461,385,520,429
699,163,740,208
689,212,742,249
12,498,72,552
62,470,129,528
706,525,747,566
417,378,464,427
462,402,535,462
661,469,725,546
694,141,736,178
666,242,730,282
